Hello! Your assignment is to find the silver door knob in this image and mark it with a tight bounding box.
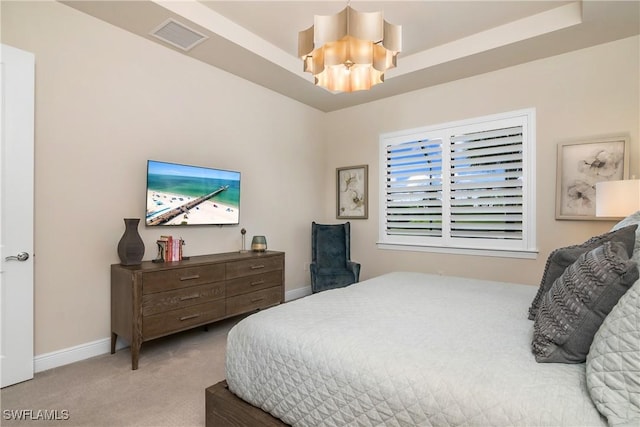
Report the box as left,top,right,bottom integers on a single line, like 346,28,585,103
5,252,29,262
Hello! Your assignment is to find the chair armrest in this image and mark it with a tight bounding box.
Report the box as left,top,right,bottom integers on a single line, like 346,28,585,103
310,262,318,288
347,261,361,282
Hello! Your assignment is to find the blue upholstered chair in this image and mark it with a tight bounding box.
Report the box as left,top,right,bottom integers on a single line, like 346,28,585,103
310,221,360,293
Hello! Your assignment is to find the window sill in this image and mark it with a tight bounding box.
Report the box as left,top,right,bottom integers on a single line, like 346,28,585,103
376,242,538,259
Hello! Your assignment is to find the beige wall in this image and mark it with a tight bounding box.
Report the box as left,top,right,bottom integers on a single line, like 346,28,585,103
2,1,639,358
2,1,327,355
324,35,640,285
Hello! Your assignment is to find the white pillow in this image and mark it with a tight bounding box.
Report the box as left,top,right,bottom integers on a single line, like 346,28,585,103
586,278,640,426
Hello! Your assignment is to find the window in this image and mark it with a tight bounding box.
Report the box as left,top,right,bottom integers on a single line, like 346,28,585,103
379,109,536,258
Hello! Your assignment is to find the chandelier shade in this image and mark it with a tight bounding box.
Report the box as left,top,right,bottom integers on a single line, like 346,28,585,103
298,6,401,93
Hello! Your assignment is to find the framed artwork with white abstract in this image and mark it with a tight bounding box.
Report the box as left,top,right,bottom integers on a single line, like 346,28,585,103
336,165,368,219
555,135,629,220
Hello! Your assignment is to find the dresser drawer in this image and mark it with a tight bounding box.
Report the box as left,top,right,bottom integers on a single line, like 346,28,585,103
226,270,283,297
142,264,225,294
142,282,225,316
226,286,282,317
226,255,283,280
143,300,225,339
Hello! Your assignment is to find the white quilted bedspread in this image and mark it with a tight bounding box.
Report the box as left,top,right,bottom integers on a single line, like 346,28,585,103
226,272,606,426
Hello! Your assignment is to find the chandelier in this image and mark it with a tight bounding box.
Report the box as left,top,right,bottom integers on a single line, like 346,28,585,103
298,4,401,93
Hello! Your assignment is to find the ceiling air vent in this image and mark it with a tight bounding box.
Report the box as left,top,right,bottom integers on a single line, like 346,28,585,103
150,19,208,51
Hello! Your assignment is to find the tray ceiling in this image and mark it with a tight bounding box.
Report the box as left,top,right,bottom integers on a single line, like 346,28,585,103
60,1,640,112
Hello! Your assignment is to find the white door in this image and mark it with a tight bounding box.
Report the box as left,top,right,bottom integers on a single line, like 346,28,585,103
0,44,35,388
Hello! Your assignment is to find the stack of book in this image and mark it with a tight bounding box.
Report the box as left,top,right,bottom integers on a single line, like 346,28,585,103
156,235,184,262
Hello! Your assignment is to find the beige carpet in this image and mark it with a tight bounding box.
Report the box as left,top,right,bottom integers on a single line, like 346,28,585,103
0,316,244,427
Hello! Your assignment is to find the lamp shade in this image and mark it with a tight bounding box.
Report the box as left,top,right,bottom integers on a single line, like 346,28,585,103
251,235,267,252
595,179,640,217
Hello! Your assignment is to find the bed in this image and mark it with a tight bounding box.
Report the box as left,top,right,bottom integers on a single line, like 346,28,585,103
211,213,640,427
221,272,603,426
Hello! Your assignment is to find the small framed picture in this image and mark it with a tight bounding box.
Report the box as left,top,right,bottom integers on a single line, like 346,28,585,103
556,135,629,220
336,165,368,219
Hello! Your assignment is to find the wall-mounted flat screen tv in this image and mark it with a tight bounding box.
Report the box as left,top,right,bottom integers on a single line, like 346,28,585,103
145,160,240,226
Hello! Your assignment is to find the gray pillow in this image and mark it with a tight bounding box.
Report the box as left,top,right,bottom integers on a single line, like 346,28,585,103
586,277,640,426
531,241,639,363
528,224,637,320
611,210,640,268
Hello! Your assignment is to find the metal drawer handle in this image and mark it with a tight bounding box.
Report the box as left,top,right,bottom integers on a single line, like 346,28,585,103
251,297,265,303
180,294,200,301
250,280,265,286
250,265,265,270
179,314,200,321
179,274,200,281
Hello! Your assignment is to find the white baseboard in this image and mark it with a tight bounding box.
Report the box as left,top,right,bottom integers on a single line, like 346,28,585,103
33,286,312,373
285,285,312,301
34,337,128,373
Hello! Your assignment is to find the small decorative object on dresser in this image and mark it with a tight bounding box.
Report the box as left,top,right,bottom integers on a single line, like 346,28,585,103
240,228,248,253
251,235,267,252
111,251,284,369
116,218,145,266
155,235,184,262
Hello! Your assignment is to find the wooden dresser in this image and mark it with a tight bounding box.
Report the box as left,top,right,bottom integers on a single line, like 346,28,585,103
111,251,284,369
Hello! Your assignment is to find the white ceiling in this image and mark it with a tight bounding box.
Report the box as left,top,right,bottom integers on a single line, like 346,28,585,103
61,1,640,112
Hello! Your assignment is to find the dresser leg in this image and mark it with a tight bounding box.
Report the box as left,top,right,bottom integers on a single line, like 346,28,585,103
131,340,141,370
111,332,117,354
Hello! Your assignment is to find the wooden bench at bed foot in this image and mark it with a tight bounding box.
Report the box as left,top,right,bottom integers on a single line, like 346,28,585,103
206,380,289,427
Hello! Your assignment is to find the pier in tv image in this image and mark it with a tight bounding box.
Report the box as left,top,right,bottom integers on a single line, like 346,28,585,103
145,160,241,226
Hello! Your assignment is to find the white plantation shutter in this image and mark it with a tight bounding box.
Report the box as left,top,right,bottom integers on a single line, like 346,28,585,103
449,126,523,240
379,109,536,257
385,138,444,237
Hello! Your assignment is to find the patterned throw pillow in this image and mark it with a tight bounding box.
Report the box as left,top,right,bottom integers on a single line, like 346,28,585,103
586,278,640,426
528,224,638,320
532,241,639,363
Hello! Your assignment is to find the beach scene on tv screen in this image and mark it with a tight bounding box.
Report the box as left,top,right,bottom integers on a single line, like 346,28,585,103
146,161,240,226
